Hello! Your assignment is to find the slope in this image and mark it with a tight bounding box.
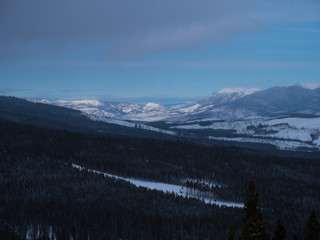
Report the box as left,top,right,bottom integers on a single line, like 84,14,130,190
0,96,177,139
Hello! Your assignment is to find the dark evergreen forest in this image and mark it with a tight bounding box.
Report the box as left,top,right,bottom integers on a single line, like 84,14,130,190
0,120,319,239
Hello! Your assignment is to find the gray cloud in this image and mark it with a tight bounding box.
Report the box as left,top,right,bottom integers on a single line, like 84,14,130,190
62,89,73,93
0,0,319,60
0,88,20,93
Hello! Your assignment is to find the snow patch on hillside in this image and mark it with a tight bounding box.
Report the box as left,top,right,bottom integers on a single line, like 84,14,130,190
89,115,177,136
178,104,201,113
72,164,244,208
208,136,316,151
171,116,320,151
266,117,320,129
313,138,320,146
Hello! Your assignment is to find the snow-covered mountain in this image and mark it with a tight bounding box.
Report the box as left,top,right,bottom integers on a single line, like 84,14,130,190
35,87,261,121
171,83,320,121
198,87,260,106
10,88,320,151
37,99,175,121
34,82,320,122
211,84,320,119
175,87,260,120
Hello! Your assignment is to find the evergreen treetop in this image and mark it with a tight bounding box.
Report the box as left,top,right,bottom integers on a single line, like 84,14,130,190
272,219,286,240
305,209,320,240
240,180,270,240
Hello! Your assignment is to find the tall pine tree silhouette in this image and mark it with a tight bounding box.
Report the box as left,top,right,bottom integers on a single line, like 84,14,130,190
272,219,286,240
240,180,270,240
305,209,320,240
228,226,234,240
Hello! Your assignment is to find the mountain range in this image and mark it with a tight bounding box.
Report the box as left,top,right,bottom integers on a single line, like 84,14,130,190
1,83,320,152
36,82,320,121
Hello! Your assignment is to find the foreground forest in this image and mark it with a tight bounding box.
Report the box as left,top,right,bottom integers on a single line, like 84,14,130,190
0,120,319,239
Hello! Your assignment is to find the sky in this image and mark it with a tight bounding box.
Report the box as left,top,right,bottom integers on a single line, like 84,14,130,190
0,0,319,104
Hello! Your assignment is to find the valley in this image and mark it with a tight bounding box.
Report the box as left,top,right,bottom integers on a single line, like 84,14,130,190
33,83,320,152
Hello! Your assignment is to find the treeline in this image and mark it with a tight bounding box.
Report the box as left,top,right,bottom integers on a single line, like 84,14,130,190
0,120,319,239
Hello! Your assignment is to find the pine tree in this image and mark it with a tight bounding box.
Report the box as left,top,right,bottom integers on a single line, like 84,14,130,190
228,226,234,240
240,180,270,240
273,219,286,240
305,209,320,240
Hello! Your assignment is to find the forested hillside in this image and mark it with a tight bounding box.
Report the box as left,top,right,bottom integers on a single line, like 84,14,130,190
0,120,319,239
0,96,178,140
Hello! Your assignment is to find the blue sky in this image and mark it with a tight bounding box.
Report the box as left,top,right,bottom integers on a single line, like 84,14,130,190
0,0,319,104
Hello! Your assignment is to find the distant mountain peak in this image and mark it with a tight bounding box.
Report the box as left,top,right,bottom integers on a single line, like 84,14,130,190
57,99,104,106
216,87,260,95
143,103,167,111
284,82,320,90
200,87,260,106
145,103,163,108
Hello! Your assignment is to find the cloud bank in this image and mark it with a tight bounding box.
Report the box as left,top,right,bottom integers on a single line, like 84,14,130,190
0,0,319,60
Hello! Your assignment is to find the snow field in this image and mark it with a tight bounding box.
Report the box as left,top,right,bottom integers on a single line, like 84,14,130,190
172,116,320,151
72,164,244,208
89,115,177,135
